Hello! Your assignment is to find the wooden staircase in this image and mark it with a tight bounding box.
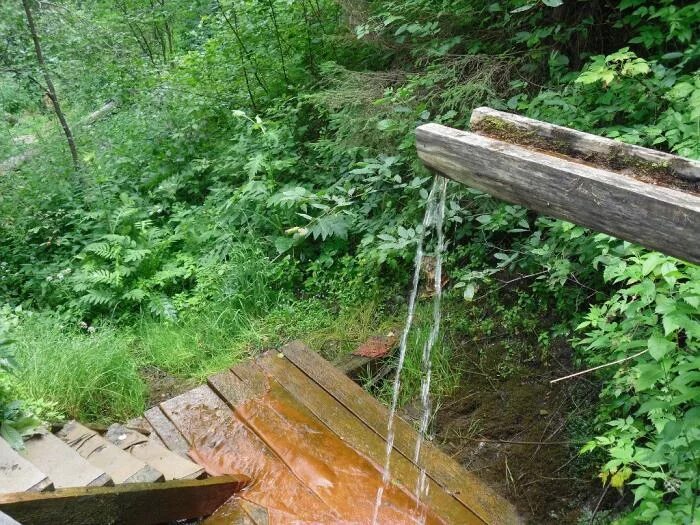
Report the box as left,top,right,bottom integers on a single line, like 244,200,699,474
0,418,204,496
0,340,519,524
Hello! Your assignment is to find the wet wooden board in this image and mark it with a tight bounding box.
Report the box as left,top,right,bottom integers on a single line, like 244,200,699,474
105,424,204,480
143,406,190,457
239,500,269,525
22,433,112,488
161,384,341,521
204,501,255,525
246,356,484,524
0,438,52,494
416,119,700,264
204,498,267,525
280,341,520,525
0,475,246,525
152,344,519,524
57,421,163,484
333,353,372,375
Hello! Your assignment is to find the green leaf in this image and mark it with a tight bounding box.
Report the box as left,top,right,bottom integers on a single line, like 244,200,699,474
647,334,674,361
463,282,478,302
0,422,24,450
541,0,563,6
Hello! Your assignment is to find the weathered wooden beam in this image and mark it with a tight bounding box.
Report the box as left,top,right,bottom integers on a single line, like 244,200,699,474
416,117,700,264
470,107,700,183
0,476,247,525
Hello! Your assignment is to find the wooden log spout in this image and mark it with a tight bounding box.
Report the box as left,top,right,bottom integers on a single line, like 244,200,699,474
416,108,700,264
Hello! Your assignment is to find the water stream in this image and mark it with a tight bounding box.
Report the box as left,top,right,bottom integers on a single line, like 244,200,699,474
372,175,449,524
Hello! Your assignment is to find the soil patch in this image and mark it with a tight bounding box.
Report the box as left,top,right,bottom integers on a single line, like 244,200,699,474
140,365,195,407
425,334,626,523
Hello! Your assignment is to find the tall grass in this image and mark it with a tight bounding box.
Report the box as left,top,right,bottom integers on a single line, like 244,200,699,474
11,317,146,423
8,296,409,423
366,304,462,408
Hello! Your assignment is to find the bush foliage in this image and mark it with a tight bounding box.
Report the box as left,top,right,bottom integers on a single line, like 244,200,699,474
1,0,698,521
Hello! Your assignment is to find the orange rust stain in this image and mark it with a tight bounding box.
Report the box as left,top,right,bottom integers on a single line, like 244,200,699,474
188,382,444,524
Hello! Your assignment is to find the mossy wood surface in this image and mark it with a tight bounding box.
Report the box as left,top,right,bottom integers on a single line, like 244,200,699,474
416,117,700,264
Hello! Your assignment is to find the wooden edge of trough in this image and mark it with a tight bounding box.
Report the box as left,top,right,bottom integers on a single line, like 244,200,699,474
470,107,700,182
0,475,247,525
415,121,700,265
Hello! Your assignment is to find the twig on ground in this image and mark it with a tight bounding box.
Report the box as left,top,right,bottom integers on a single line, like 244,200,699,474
590,483,610,525
468,436,586,445
550,349,648,383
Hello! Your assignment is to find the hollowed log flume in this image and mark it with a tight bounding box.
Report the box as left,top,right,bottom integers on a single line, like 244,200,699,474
416,107,700,265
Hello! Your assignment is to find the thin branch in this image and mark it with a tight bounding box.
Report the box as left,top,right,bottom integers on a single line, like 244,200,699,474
22,0,79,170
550,349,649,384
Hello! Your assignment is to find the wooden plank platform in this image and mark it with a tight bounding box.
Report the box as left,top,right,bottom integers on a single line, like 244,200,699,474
147,341,519,524
416,108,700,264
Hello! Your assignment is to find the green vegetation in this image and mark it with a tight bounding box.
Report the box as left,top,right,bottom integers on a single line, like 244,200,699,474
1,0,698,522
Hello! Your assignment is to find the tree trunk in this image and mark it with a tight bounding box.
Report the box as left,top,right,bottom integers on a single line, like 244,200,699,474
21,0,79,171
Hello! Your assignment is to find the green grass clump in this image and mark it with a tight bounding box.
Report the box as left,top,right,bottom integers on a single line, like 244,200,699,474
366,304,462,408
11,317,146,423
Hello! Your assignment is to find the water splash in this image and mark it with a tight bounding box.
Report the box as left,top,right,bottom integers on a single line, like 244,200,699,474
371,175,449,524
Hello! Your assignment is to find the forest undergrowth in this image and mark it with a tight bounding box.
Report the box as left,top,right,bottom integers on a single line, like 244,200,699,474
1,0,698,522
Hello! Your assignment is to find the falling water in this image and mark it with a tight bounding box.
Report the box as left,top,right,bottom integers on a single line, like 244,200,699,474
371,175,449,524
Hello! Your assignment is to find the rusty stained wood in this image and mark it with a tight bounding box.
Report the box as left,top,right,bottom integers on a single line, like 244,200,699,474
0,476,246,525
203,497,269,525
245,355,485,525
416,117,700,265
280,341,521,525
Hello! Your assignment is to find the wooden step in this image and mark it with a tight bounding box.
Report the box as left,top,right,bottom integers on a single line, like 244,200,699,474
0,437,52,494
57,421,163,484
105,424,204,481
143,406,191,457
0,510,22,525
21,432,112,489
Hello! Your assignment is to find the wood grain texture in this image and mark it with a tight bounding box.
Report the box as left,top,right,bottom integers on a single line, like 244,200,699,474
0,438,52,494
416,122,700,264
105,424,204,481
280,341,521,525
0,476,245,525
470,107,700,183
0,510,22,525
143,406,191,458
57,421,163,484
22,433,112,489
250,352,484,525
